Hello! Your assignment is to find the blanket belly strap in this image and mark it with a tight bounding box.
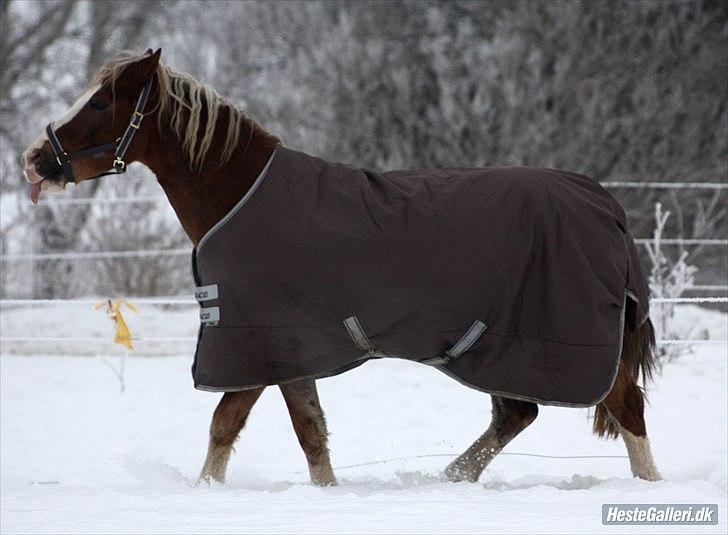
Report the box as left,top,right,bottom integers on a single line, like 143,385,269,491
342,316,487,365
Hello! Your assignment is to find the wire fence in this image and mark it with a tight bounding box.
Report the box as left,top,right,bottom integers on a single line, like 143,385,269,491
1,296,725,347
691,285,728,291
0,298,195,306
16,180,728,210
632,238,728,245
30,195,166,207
650,297,728,304
0,249,190,261
2,296,726,307
600,181,727,189
2,239,727,262
305,451,631,473
1,336,723,346
3,179,726,262
1,179,725,350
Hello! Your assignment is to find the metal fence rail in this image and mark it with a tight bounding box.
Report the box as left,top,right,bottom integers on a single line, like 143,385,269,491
2,297,726,307
1,297,726,348
601,181,727,189
0,335,724,346
17,181,727,210
3,239,727,262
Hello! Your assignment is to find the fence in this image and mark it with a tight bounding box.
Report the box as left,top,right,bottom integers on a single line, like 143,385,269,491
1,179,726,350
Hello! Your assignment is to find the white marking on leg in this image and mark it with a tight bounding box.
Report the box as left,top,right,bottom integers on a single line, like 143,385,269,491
620,428,662,481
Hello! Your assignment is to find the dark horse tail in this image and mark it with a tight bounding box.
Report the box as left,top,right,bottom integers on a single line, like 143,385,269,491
593,310,657,439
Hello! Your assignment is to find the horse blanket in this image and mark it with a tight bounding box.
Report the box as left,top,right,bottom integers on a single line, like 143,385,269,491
191,147,650,407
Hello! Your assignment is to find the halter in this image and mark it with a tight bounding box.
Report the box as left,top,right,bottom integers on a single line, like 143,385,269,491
45,78,153,182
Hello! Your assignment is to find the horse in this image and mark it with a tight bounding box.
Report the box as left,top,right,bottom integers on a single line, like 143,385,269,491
22,50,661,485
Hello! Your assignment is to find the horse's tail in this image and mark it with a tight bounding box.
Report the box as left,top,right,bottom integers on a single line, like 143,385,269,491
621,310,658,386
593,313,657,439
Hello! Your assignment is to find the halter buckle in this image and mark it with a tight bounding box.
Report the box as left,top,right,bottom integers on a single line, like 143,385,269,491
55,152,68,167
130,111,144,130
113,157,126,172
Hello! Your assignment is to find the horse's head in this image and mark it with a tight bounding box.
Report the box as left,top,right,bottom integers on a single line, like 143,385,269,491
22,49,161,203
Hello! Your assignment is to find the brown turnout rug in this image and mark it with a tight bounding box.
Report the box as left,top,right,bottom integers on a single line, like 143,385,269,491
191,147,649,407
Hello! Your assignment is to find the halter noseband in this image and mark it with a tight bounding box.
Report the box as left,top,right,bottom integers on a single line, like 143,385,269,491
45,78,153,182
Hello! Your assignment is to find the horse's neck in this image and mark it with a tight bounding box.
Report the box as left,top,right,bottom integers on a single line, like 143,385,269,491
142,122,279,246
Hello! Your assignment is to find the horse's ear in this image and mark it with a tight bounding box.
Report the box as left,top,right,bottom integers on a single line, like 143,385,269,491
119,49,161,90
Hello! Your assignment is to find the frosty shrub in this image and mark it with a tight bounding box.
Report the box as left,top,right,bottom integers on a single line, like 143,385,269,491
645,203,703,363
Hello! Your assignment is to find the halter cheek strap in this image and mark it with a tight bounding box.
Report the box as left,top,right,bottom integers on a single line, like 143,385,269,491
45,78,153,183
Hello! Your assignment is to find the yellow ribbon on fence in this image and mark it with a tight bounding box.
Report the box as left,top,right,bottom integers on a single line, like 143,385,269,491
94,299,138,349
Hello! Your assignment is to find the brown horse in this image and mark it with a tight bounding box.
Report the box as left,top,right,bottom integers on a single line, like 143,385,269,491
22,50,661,485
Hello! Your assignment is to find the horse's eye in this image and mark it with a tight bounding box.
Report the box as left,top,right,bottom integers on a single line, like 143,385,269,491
89,100,109,111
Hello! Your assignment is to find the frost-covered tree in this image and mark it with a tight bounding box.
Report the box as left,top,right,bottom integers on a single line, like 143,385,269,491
2,0,725,298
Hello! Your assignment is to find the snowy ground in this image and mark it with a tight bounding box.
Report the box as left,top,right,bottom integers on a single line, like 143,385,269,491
1,306,726,534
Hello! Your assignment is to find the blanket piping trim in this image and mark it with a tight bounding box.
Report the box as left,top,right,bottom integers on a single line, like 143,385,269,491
196,147,278,252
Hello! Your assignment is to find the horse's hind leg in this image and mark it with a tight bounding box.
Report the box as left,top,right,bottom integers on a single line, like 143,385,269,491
445,396,538,483
594,362,661,481
198,388,265,484
280,379,337,486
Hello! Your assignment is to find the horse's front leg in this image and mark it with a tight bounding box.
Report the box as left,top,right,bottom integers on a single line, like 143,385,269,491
445,395,538,482
279,379,337,486
198,388,265,484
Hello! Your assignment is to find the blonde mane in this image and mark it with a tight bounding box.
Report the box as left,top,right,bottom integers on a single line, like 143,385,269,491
91,53,272,171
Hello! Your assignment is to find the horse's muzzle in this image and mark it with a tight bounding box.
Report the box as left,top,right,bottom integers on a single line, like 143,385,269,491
35,159,64,182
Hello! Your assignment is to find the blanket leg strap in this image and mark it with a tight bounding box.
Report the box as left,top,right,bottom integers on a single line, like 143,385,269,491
343,316,385,358
419,320,488,366
342,316,487,365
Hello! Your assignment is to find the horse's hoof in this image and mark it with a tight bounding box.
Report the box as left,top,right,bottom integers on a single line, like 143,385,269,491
197,471,225,486
443,461,479,483
309,464,337,486
635,467,662,481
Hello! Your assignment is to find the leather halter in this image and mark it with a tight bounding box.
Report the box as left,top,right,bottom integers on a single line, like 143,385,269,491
45,78,153,182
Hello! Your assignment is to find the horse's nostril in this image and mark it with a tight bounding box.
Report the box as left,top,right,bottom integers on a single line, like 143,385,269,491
36,160,63,180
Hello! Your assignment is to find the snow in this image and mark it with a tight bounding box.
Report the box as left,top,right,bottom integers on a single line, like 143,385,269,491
1,305,726,533
1,301,198,357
